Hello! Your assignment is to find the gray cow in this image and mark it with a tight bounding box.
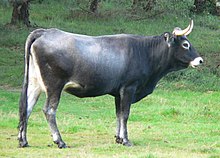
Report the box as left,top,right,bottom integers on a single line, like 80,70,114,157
18,20,203,148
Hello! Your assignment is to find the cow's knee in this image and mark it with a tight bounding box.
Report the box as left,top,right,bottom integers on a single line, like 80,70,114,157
43,107,55,115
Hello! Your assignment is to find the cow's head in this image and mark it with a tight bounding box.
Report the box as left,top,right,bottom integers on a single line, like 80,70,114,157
164,20,203,70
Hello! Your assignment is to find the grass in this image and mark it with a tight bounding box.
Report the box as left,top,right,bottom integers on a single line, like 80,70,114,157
0,88,219,158
0,0,220,157
0,46,24,87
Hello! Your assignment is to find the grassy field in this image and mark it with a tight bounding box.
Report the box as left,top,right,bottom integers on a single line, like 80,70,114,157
0,1,220,89
0,88,219,158
0,0,220,157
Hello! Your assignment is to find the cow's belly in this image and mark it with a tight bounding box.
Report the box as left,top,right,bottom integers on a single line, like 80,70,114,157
63,81,112,98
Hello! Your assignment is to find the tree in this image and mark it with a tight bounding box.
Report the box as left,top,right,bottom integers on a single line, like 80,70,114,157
89,0,99,13
193,0,206,13
217,0,220,15
143,0,156,12
193,0,219,15
131,0,156,12
10,0,31,27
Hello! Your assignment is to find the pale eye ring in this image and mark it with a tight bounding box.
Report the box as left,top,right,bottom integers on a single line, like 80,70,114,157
182,41,190,49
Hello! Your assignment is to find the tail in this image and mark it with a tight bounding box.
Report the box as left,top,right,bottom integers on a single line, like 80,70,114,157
19,29,46,130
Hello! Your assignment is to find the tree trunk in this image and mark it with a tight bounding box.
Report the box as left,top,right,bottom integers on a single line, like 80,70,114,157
131,0,156,12
193,0,219,15
11,0,31,27
89,0,99,13
131,0,139,9
216,0,220,15
194,0,206,13
143,0,156,12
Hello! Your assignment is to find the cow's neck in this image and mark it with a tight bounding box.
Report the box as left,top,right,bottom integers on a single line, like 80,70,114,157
145,36,174,78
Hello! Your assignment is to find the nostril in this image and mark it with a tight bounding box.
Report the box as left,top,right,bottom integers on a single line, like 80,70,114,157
199,60,203,64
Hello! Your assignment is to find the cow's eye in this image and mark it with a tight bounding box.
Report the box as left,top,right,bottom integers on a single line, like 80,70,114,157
182,41,190,49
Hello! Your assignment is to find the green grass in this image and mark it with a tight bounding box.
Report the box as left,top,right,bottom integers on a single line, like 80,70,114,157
0,46,24,87
0,1,220,89
0,88,219,158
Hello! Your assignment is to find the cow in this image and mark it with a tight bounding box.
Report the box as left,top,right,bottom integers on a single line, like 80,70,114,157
18,20,203,148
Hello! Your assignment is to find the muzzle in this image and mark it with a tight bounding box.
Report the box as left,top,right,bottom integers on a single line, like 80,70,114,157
190,57,203,68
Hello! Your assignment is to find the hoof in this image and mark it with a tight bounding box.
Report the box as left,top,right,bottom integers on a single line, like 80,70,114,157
123,141,133,147
115,136,133,147
58,143,67,149
19,141,29,148
54,141,67,149
115,136,123,144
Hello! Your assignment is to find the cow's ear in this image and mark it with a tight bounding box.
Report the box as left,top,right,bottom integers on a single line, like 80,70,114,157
163,32,172,47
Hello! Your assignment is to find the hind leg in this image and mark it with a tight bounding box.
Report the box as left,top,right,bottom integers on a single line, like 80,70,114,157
43,89,66,148
18,78,41,147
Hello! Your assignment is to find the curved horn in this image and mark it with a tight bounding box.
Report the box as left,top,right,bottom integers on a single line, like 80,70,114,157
184,20,193,36
173,20,194,36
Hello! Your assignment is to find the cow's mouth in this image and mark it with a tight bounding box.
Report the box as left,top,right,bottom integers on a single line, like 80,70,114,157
190,57,203,68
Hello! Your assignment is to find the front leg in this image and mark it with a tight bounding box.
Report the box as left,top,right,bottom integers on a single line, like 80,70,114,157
114,86,136,146
115,97,121,143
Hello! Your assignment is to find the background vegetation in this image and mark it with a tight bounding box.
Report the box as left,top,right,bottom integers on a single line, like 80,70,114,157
0,0,219,157
0,0,220,90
